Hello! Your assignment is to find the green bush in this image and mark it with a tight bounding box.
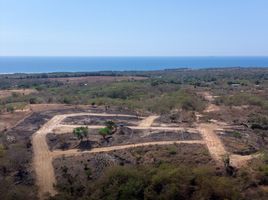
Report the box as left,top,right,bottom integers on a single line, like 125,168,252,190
50,165,242,200
73,127,89,141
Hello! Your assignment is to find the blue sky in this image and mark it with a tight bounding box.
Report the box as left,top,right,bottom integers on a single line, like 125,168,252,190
0,0,268,56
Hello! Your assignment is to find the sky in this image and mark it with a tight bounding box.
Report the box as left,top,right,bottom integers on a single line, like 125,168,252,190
0,0,268,56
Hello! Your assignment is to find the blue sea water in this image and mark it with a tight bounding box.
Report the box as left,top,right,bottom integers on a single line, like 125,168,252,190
0,56,268,73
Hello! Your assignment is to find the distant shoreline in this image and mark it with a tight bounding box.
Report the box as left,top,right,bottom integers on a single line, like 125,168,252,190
0,67,267,77
0,56,268,74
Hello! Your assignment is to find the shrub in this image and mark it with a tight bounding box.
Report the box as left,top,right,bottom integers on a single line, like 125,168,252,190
29,97,38,104
230,131,242,139
73,127,89,141
6,105,15,112
98,127,110,139
0,144,5,157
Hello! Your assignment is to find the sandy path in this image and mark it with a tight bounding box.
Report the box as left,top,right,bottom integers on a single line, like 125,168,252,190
198,92,257,166
204,104,221,113
138,115,159,127
52,140,205,158
54,124,197,134
230,154,260,168
32,101,257,199
63,112,142,118
32,112,139,199
197,123,226,163
32,115,66,199
196,92,227,163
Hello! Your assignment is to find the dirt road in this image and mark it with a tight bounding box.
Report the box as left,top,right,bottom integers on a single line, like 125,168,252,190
52,140,205,158
138,115,159,127
197,123,226,163
197,91,257,166
32,115,66,198
32,112,146,199
32,98,257,199
54,124,197,134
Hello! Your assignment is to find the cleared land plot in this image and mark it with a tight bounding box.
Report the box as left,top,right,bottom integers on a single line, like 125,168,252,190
0,111,31,132
53,144,214,185
218,128,261,155
0,89,36,99
62,115,142,126
47,129,202,151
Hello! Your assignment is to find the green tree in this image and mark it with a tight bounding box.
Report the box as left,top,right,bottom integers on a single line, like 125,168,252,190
98,127,110,140
73,127,89,141
105,120,117,134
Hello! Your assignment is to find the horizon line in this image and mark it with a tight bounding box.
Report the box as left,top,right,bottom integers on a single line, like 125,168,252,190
1,55,268,57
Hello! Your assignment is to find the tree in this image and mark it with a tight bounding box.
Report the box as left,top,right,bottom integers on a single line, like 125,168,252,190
98,127,110,140
73,127,89,141
105,120,117,134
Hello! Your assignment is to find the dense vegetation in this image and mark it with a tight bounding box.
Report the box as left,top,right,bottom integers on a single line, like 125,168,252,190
0,78,206,114
49,154,268,200
1,68,267,114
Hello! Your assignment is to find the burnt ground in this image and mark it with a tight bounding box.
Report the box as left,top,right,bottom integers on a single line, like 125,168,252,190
0,112,51,199
47,127,202,151
53,144,214,186
1,107,134,199
61,115,141,126
152,111,196,127
203,105,264,125
199,105,268,155
218,127,267,155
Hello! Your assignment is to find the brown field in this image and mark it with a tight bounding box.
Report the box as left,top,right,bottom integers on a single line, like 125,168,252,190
0,89,37,99
0,104,92,132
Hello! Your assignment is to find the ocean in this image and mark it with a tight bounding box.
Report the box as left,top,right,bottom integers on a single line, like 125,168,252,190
0,56,268,73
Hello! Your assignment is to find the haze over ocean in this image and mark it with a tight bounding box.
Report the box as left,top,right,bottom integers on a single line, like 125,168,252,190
0,56,268,73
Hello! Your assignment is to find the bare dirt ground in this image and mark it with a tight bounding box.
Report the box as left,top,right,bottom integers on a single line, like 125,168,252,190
204,104,221,113
0,104,91,132
138,115,159,127
196,123,226,163
54,124,197,133
0,89,36,99
52,140,205,157
31,91,260,199
32,115,66,198
0,111,32,132
196,92,259,166
33,113,163,199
